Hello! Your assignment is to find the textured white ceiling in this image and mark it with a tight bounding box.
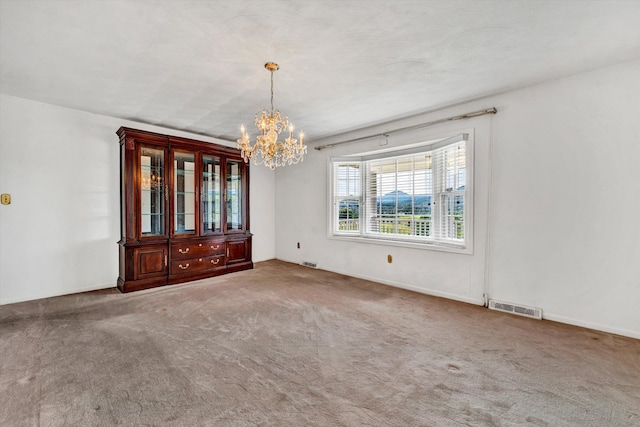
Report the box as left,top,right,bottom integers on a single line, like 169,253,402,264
1,0,639,142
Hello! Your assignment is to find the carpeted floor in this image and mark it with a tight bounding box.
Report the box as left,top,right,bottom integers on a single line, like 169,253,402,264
1,260,639,426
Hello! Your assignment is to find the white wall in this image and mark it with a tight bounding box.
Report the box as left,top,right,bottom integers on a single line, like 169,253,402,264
2,60,638,338
275,59,640,338
275,120,491,306
0,94,275,304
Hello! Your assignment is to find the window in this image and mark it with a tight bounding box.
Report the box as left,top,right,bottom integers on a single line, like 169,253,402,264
333,162,361,232
330,133,472,252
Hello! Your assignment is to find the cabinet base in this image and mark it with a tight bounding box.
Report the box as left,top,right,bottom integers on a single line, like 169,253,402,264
117,262,254,293
117,276,168,293
227,261,254,274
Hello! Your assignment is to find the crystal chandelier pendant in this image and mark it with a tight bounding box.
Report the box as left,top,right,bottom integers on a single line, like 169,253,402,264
237,63,306,170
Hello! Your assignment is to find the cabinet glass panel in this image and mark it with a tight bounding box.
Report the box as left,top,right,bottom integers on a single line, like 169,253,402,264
174,151,196,234
226,160,243,231
140,147,165,236
202,155,221,233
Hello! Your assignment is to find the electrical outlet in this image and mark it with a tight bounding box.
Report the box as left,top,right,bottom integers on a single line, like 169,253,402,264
297,242,300,249
1,194,10,205
387,254,392,263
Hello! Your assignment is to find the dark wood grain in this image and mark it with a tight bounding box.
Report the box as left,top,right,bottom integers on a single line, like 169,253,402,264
116,127,253,293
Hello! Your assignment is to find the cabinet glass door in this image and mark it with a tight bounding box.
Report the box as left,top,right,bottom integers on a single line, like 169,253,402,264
226,160,243,231
140,146,165,236
202,155,221,233
173,151,196,235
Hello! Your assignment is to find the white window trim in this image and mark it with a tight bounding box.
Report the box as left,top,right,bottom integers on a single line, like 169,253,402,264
327,130,474,254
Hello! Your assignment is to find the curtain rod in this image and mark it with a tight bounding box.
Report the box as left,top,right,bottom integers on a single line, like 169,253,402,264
313,107,497,151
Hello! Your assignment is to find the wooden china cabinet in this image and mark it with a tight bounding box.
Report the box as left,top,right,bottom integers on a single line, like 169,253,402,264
116,127,252,293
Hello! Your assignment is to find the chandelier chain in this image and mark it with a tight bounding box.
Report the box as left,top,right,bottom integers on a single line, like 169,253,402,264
270,69,275,113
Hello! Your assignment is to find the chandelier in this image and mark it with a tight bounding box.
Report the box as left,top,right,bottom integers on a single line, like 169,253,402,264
237,62,306,169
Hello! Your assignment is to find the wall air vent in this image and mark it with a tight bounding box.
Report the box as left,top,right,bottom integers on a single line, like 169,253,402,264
301,261,318,268
488,299,542,320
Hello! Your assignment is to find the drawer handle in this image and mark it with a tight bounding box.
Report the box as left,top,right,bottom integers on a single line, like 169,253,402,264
211,258,220,265
178,248,190,254
211,244,220,250
178,263,190,270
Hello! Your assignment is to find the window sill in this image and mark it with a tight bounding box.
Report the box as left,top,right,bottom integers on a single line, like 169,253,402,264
328,233,473,254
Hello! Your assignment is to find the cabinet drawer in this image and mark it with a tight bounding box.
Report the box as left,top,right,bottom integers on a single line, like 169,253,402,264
171,240,225,259
170,255,225,275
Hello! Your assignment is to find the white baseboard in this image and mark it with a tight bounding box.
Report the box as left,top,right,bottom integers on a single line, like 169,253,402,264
276,257,485,306
276,257,640,340
0,282,116,306
542,312,640,340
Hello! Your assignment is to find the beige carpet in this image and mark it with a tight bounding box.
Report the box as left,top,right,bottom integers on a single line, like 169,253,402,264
1,260,639,426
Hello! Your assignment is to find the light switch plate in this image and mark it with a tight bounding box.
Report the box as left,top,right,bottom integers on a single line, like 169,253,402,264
1,194,11,205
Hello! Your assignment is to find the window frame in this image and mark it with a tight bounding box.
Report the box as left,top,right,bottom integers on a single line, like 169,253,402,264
328,132,474,254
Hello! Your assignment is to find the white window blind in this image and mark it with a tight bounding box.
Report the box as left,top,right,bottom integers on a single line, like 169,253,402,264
333,162,361,233
365,154,433,237
330,133,470,251
433,141,466,242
